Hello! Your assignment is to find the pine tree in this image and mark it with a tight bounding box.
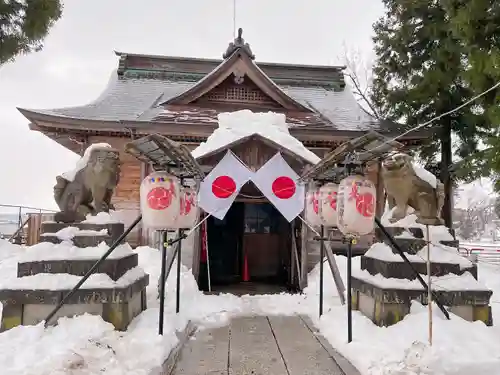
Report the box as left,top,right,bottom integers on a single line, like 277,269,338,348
370,0,489,227
0,0,62,65
444,0,500,189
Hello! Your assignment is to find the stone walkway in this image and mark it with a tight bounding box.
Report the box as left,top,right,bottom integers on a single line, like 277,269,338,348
171,315,360,375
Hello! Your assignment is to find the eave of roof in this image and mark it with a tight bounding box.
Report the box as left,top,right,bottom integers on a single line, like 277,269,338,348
19,107,433,144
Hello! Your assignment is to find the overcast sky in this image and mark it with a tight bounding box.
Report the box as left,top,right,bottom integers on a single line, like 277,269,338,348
0,0,384,211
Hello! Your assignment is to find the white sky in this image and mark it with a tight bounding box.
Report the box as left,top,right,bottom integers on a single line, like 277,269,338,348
0,0,384,211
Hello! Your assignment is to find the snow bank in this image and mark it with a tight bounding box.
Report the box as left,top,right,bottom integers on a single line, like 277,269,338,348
306,256,500,375
61,143,111,181
192,110,321,165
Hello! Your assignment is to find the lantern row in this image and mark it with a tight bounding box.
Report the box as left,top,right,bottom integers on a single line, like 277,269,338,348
305,175,376,237
140,171,376,236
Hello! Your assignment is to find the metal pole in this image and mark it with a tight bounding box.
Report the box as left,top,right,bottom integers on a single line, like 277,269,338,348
319,225,325,318
176,229,182,314
44,214,142,326
426,225,433,345
347,237,353,343
17,206,22,229
158,230,168,335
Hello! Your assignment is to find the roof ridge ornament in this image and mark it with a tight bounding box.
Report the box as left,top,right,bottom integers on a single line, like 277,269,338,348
223,28,255,60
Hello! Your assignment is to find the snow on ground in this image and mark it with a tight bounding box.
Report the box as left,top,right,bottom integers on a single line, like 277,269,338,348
0,240,499,374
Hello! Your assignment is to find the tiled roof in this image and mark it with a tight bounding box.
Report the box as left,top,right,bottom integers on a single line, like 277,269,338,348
21,69,385,132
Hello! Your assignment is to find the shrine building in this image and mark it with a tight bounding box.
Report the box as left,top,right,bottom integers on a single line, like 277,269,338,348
18,30,426,292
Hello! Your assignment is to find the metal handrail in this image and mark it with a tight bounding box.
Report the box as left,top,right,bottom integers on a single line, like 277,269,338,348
8,216,31,243
0,204,57,244
0,203,57,212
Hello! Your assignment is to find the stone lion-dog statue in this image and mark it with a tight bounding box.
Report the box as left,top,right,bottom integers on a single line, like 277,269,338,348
381,153,444,225
53,146,121,223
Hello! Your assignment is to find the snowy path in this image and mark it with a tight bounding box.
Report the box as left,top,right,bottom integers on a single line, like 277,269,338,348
171,315,359,375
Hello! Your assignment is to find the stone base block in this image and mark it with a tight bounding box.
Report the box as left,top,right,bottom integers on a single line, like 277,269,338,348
40,222,125,245
0,274,149,332
351,277,493,327
376,227,458,255
361,256,478,280
39,233,116,247
17,253,138,281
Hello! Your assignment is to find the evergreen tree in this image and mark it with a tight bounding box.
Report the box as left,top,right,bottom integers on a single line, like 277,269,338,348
444,0,500,189
370,0,489,227
0,0,62,65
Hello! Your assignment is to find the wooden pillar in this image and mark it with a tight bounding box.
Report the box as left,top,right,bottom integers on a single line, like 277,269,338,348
366,159,386,218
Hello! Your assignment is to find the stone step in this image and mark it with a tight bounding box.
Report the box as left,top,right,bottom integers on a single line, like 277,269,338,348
376,226,458,255
40,222,125,245
361,256,478,280
17,253,138,281
39,233,118,247
0,274,149,331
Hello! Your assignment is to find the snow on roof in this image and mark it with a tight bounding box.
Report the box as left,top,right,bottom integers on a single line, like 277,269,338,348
61,143,112,181
191,110,321,165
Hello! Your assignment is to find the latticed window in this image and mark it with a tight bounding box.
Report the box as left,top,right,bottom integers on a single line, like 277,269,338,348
206,85,272,103
197,75,279,107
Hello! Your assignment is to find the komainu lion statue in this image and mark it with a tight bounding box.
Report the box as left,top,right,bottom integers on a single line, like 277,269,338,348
381,153,445,225
53,146,121,223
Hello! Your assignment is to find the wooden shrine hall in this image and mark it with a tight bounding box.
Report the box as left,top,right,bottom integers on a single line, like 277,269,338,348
17,30,427,292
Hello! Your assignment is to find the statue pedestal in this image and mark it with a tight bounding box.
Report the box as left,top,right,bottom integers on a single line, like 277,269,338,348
351,226,493,327
0,222,149,332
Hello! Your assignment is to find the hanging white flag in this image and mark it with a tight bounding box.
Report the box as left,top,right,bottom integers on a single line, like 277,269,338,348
251,152,305,222
198,150,253,220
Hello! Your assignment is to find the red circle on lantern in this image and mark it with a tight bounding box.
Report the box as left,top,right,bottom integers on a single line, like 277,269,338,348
147,187,172,210
212,176,236,198
272,176,296,199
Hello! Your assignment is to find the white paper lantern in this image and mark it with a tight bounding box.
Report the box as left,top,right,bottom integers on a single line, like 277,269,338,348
176,187,199,229
318,183,339,227
140,171,181,230
337,175,376,236
305,189,322,227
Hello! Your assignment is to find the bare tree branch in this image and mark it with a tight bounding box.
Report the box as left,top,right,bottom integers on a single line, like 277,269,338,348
341,43,381,119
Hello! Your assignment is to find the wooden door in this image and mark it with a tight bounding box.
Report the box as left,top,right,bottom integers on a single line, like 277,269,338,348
242,203,289,282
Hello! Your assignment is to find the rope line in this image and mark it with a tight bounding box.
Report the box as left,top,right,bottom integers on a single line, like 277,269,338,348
363,80,500,156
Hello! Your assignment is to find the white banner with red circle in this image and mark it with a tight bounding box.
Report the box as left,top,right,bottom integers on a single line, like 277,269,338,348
198,151,253,220
251,152,305,222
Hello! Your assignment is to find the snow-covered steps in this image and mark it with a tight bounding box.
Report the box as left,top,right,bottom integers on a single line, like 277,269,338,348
351,225,493,327
17,252,138,281
0,222,149,332
39,222,125,247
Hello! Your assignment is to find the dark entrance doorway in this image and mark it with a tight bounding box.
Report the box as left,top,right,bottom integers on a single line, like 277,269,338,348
198,201,292,293
205,202,245,286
